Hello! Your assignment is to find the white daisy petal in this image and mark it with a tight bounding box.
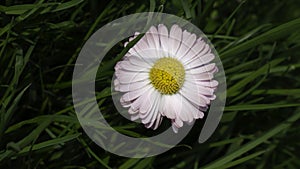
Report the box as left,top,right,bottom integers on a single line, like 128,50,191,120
180,38,205,63
186,72,214,81
172,123,179,133
151,113,162,130
173,117,183,128
185,54,215,69
187,80,215,96
132,36,158,59
118,60,149,72
124,32,140,47
128,55,153,68
121,85,152,103
182,43,210,64
128,107,138,115
158,24,169,56
188,63,216,74
147,26,161,50
116,70,148,84
196,80,219,88
178,93,205,122
162,94,182,119
176,30,196,59
169,24,182,56
179,82,208,107
114,24,219,133
117,80,150,92
139,91,163,129
139,91,154,115
131,114,140,121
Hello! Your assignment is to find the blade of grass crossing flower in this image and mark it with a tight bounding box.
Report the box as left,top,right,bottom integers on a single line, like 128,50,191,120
202,110,300,169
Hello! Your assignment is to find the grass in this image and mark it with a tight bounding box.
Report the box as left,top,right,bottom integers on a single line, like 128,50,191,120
1,0,300,168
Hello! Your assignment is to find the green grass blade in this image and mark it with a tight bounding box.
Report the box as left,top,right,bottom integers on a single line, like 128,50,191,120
220,18,300,58
202,110,300,169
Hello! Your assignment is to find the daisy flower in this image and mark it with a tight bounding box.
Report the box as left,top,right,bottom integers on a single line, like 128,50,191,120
114,24,218,133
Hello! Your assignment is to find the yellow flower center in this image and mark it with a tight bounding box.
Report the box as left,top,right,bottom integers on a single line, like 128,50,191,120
149,57,185,95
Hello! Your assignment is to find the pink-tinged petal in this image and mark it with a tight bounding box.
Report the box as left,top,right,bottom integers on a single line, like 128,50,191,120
117,80,150,92
128,107,138,115
147,26,161,49
114,79,120,91
147,26,163,58
128,55,153,68
131,35,158,59
162,95,181,119
173,95,205,123
173,118,183,128
118,60,149,72
172,123,179,133
121,85,151,103
139,88,155,114
183,80,214,101
195,80,219,88
176,30,196,60
169,25,182,57
159,95,166,116
185,54,215,69
181,38,206,63
116,71,148,84
207,94,216,100
174,94,194,122
131,114,140,121
179,82,208,107
141,91,161,127
120,97,131,108
182,96,205,120
182,43,210,64
124,32,140,47
186,72,214,81
188,63,216,74
158,24,169,56
197,44,211,57
151,113,163,130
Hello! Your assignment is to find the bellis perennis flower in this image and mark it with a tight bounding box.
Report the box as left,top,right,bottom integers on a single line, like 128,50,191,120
114,24,218,133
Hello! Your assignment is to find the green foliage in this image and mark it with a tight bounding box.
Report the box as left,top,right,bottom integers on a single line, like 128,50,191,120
0,0,300,168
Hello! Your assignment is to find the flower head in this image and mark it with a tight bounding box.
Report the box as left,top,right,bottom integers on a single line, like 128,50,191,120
114,24,218,133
